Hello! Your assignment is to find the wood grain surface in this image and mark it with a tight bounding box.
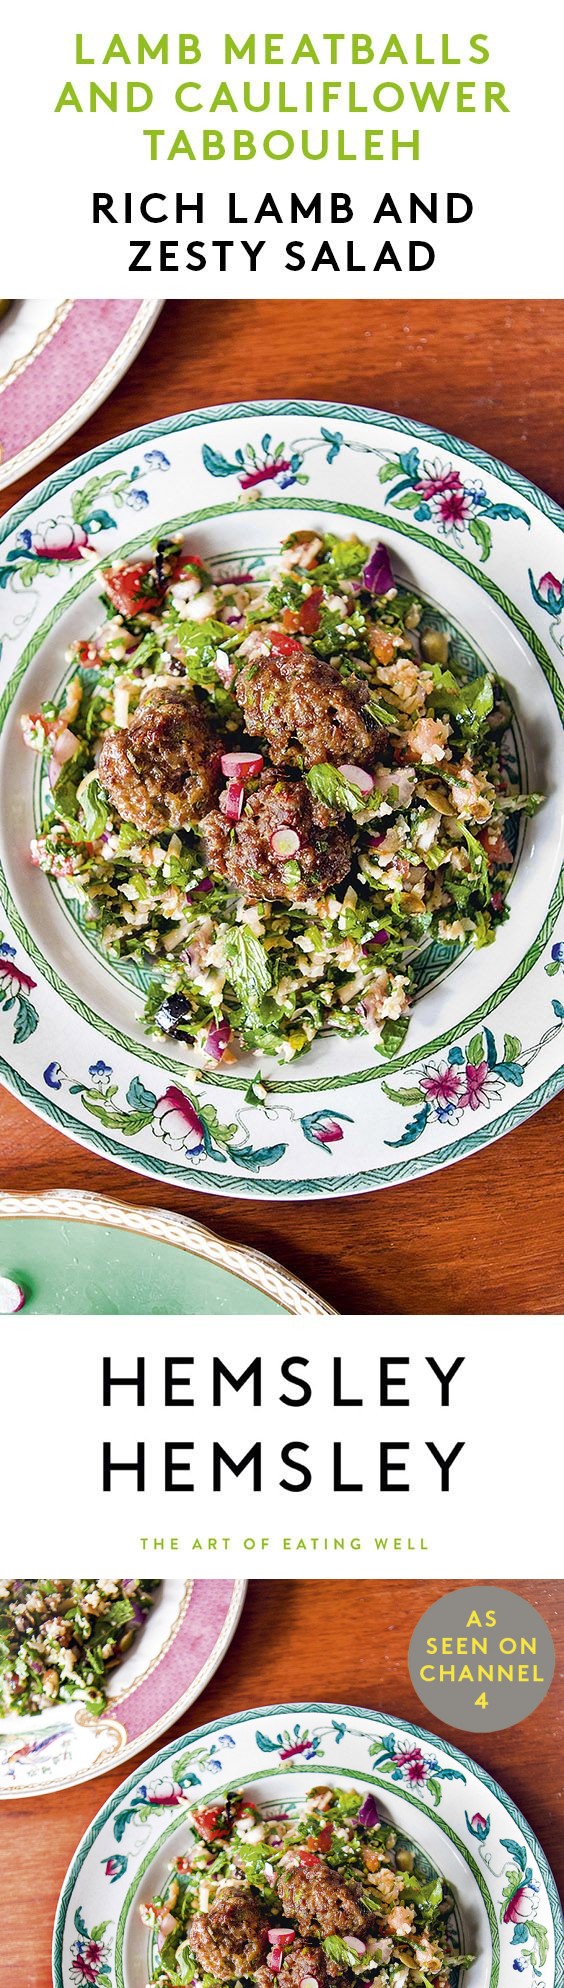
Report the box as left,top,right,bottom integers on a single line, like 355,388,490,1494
0,1577,561,1988
1,298,563,1314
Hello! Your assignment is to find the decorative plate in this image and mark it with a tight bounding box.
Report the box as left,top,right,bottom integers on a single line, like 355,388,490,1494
52,1700,562,1988
0,1580,245,1800
0,400,563,1202
0,1189,333,1313
0,301,161,490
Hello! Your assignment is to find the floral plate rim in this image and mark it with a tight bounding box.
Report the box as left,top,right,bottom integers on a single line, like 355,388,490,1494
1,399,563,1199
51,1698,564,1988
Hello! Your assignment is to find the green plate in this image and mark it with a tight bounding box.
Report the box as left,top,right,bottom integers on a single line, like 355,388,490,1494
0,1191,332,1314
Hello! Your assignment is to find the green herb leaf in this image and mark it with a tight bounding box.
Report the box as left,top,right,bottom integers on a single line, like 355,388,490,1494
79,772,109,840
305,762,366,813
223,926,272,1010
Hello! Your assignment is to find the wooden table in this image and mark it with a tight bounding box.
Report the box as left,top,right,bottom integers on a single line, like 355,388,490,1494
1,1577,561,1988
1,300,563,1313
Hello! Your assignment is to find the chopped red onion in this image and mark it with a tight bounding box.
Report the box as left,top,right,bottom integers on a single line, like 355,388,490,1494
215,650,237,682
363,542,395,594
358,1793,379,1828
48,727,79,787
363,929,390,950
204,1020,232,1062
186,877,214,902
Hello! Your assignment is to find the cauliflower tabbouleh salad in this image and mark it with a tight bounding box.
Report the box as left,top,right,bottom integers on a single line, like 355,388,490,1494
22,530,540,1068
0,1578,159,1716
141,1783,473,1988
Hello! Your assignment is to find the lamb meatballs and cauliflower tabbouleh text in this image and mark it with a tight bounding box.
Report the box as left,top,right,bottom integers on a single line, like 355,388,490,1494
140,1784,473,1988
22,529,540,1067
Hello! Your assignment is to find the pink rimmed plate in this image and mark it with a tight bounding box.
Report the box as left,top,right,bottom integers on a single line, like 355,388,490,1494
0,300,161,490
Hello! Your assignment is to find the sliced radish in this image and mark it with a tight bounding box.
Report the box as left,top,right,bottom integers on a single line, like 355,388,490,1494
224,779,245,822
221,751,264,779
267,1953,282,1974
345,1939,366,1956
0,1276,26,1314
338,763,374,796
49,727,79,787
270,826,301,859
268,1932,295,1947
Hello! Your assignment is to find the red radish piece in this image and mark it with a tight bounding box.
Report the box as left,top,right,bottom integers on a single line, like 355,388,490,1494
49,728,79,786
345,1940,366,1956
0,1276,26,1314
270,826,301,859
267,1954,282,1975
221,751,264,778
224,779,245,822
268,1933,295,1948
338,764,374,796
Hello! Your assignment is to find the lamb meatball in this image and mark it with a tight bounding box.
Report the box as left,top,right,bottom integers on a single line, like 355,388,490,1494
277,1863,374,1940
235,634,384,771
97,686,220,833
189,1884,269,1980
201,769,352,903
256,1941,347,1988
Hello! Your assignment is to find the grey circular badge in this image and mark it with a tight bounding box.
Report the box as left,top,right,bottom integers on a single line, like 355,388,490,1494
408,1586,555,1733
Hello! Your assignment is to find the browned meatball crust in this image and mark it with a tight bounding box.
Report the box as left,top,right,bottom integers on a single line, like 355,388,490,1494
189,1884,269,1980
201,770,352,903
277,1863,374,1940
235,635,384,771
255,1941,348,1988
97,687,220,833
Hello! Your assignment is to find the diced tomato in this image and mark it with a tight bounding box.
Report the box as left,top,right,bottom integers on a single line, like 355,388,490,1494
167,551,204,585
191,1797,244,1842
304,1822,333,1853
191,1802,230,1842
298,1850,321,1867
298,588,323,635
268,632,305,658
102,559,160,618
282,608,300,633
316,1824,333,1853
73,639,101,667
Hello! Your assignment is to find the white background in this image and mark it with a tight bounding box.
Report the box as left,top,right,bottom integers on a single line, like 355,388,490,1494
1,1318,561,1575
0,0,562,297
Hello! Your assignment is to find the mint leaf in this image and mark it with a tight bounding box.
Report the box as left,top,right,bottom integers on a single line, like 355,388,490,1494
79,771,109,840
306,762,366,813
223,926,272,1010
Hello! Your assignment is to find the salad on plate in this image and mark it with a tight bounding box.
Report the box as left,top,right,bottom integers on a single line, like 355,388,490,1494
22,529,540,1069
0,1577,159,1717
141,1782,472,1988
